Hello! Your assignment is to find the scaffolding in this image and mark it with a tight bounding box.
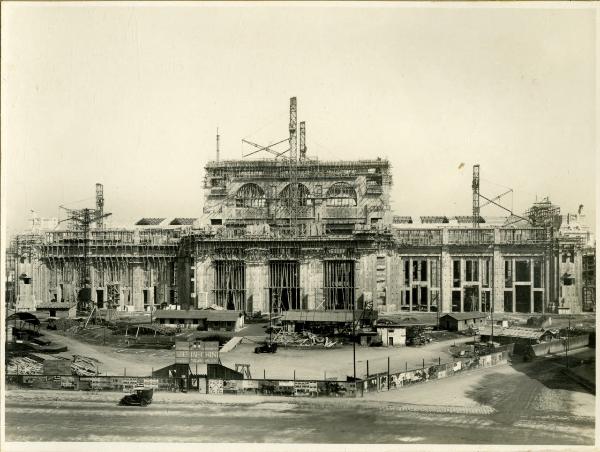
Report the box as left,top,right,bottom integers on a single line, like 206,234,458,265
524,198,560,228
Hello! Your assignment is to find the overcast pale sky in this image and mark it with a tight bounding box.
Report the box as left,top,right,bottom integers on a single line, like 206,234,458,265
2,3,596,235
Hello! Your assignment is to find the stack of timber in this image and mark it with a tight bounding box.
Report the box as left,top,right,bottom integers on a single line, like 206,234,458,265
71,355,100,376
273,330,338,348
7,356,43,374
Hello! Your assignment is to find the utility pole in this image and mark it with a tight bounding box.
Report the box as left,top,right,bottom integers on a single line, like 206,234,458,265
491,303,494,346
352,297,356,396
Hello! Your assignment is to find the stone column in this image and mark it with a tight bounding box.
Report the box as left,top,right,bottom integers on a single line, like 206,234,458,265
246,261,268,313
440,230,452,313
131,265,144,311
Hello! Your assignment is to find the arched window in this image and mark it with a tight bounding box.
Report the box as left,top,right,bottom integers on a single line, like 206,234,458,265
236,184,266,208
280,183,311,207
326,182,357,207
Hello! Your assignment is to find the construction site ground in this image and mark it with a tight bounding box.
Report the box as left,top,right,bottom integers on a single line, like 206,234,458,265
5,349,594,444
36,328,473,379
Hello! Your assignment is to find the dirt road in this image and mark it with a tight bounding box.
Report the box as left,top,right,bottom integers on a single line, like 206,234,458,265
5,352,594,445
40,329,472,378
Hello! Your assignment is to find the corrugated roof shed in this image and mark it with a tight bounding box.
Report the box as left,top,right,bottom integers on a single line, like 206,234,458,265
136,218,166,226
36,301,77,310
169,218,196,225
454,216,485,224
155,310,242,321
421,216,449,224
478,327,547,340
280,310,377,323
440,312,488,321
392,216,413,224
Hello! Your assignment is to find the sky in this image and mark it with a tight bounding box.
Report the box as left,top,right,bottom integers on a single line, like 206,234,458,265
2,3,597,235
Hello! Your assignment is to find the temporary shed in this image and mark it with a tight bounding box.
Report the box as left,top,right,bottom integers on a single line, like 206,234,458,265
36,301,77,319
155,310,244,332
439,312,487,332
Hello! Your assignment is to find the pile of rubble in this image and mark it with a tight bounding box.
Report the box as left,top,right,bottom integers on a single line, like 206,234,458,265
273,330,338,348
7,356,43,374
71,355,100,376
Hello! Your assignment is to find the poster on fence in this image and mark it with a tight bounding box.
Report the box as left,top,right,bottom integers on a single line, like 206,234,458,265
209,379,223,394
242,380,259,390
143,378,159,389
61,376,76,389
122,377,144,392
294,381,318,396
224,380,241,393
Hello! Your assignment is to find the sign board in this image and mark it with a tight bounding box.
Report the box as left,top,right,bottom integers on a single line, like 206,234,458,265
143,378,159,389
294,381,318,396
242,380,259,389
175,341,220,364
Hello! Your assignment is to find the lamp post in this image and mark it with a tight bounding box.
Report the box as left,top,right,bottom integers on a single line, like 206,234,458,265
491,303,494,345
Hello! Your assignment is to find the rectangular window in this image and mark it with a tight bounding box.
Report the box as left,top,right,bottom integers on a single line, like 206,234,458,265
403,260,410,287
401,289,410,310
515,260,531,282
430,291,439,312
419,286,428,310
420,260,427,282
214,260,246,311
465,260,478,282
482,260,490,288
453,260,461,288
323,260,354,310
533,291,543,313
533,261,543,288
504,261,513,288
515,285,531,313
452,290,461,312
504,291,513,312
430,260,440,287
463,286,479,312
412,260,419,282
481,291,491,312
170,262,176,286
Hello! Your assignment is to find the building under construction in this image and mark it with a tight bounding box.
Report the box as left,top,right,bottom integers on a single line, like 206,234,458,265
5,98,596,317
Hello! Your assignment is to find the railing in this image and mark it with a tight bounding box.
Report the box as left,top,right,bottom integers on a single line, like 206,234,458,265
498,228,548,245
447,229,494,245
394,229,442,246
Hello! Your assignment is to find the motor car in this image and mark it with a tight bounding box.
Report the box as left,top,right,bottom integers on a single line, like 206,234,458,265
119,387,154,406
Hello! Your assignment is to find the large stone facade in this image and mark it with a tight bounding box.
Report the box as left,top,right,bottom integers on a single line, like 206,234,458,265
6,159,595,315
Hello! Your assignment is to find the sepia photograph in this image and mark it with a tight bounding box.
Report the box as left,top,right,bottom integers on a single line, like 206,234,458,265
1,2,597,451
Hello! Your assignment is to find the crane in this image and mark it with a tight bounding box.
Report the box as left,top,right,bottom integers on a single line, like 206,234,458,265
59,186,112,312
